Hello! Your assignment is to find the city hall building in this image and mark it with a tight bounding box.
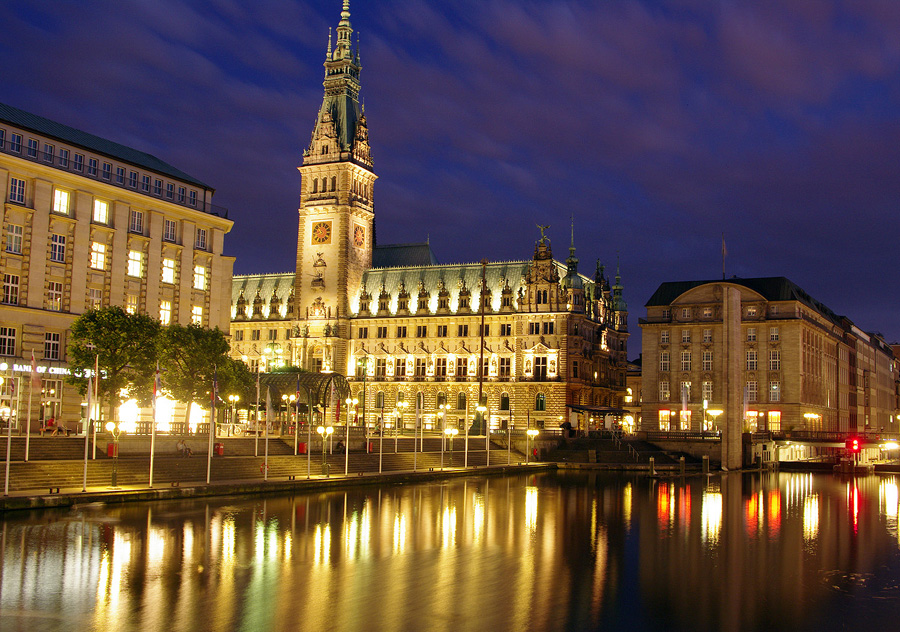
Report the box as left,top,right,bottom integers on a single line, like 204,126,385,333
230,3,630,433
0,102,234,429
639,277,896,435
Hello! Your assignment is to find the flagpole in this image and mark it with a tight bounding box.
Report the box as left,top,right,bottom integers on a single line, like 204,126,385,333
26,350,38,461
92,355,98,460
254,366,260,457
3,372,11,496
149,364,159,487
264,387,271,481
207,367,216,484
307,405,312,479
82,377,92,492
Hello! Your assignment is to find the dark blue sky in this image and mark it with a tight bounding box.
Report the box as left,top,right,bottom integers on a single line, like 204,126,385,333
3,0,898,348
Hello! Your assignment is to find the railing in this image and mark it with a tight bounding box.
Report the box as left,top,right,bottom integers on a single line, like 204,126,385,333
0,136,228,218
644,430,721,442
780,430,900,442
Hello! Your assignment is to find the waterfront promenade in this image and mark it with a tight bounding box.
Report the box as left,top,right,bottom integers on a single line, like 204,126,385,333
0,434,550,512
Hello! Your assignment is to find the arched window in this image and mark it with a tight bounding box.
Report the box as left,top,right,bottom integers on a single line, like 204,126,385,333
321,178,327,192
457,392,467,411
312,179,318,193
437,392,446,407
535,393,546,411
500,393,510,411
416,392,424,411
331,176,337,191
376,391,385,409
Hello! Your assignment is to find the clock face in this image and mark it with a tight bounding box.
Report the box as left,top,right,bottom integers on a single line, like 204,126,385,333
354,225,365,247
311,221,332,244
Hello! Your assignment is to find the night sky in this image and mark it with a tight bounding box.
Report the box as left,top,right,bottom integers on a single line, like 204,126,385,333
3,0,899,350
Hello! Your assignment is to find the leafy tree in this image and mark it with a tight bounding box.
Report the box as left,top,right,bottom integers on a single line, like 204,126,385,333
67,307,160,423
157,323,233,429
216,355,257,410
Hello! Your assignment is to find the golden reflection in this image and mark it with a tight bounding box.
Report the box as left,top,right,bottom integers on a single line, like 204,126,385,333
745,492,760,537
442,505,457,548
767,489,782,539
702,490,723,544
358,504,371,559
183,521,194,561
222,517,235,565
147,527,165,571
255,519,266,562
657,483,670,528
803,494,819,541
679,485,691,531
346,510,359,561
392,513,406,554
284,532,292,561
623,482,632,530
267,521,279,560
879,477,899,544
473,493,485,543
314,523,332,565
525,486,538,535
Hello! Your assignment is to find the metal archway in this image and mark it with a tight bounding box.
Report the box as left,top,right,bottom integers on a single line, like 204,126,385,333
258,371,350,411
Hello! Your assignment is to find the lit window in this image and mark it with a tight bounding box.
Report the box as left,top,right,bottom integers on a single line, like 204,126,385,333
192,305,203,324
87,288,108,320
160,300,172,325
47,282,63,311
162,258,176,284
53,189,70,214
126,294,139,314
9,177,25,204
2,274,19,305
702,380,713,402
50,234,66,262
769,381,781,402
195,228,207,250
6,224,23,254
93,199,109,223
193,265,206,290
44,332,61,360
0,326,17,356
767,411,781,432
127,250,143,277
163,219,177,242
90,242,106,270
658,409,671,431
129,209,143,233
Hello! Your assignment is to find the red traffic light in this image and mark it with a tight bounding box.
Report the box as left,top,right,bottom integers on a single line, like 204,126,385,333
845,437,861,453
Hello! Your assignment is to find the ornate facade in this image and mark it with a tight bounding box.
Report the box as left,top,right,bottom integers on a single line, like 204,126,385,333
230,2,629,432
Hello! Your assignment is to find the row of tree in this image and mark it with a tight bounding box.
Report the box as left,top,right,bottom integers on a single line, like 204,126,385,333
66,307,255,426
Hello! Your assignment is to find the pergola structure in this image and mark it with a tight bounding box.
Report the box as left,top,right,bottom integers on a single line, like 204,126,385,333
257,372,350,425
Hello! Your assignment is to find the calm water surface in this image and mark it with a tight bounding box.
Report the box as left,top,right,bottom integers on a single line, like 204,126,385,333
1,471,900,632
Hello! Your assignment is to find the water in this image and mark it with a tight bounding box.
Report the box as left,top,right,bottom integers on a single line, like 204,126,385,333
1,471,899,632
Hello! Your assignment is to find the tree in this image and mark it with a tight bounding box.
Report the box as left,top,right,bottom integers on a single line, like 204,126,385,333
157,323,233,429
67,307,160,423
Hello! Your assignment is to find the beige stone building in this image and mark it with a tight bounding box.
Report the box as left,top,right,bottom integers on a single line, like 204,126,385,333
229,3,630,432
1,102,234,428
640,277,896,435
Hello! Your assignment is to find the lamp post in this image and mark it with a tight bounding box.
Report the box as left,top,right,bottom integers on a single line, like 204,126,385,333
396,400,408,453
477,403,487,466
316,424,333,476
344,396,357,475
105,420,125,487
708,409,723,434
228,394,239,436
444,426,458,468
526,428,539,464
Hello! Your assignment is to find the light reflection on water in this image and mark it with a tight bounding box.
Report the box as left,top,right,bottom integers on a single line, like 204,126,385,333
1,472,900,631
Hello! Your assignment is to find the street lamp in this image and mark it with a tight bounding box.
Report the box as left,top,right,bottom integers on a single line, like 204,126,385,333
344,396,357,475
356,356,367,430
316,424,333,476
228,394,239,435
444,426,459,467
708,409,723,434
526,428,539,464
105,420,126,487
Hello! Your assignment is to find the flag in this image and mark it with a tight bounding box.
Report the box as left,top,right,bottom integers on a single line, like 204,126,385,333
31,349,40,390
681,383,688,413
265,387,273,421
154,363,161,399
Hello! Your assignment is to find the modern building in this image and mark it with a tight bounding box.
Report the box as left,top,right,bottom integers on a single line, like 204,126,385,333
640,277,896,435
0,102,234,428
230,2,630,433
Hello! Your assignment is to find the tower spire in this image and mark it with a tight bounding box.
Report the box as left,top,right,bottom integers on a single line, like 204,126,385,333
335,0,352,59
326,27,332,60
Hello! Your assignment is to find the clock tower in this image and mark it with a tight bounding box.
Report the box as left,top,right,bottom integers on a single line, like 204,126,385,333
295,0,376,374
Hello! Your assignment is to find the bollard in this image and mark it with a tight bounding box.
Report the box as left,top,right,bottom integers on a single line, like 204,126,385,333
679,456,685,475
649,457,655,476
702,455,709,475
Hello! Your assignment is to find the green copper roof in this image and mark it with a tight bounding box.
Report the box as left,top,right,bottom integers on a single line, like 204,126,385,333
645,276,842,325
0,101,211,189
372,243,439,268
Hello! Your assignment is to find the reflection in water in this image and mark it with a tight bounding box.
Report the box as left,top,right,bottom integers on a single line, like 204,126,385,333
2,472,900,631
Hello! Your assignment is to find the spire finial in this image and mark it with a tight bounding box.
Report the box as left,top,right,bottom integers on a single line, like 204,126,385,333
327,27,332,59
569,214,576,257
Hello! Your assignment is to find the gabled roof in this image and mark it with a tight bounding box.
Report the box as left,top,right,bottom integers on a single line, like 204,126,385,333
645,276,843,326
372,243,439,268
0,101,211,189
